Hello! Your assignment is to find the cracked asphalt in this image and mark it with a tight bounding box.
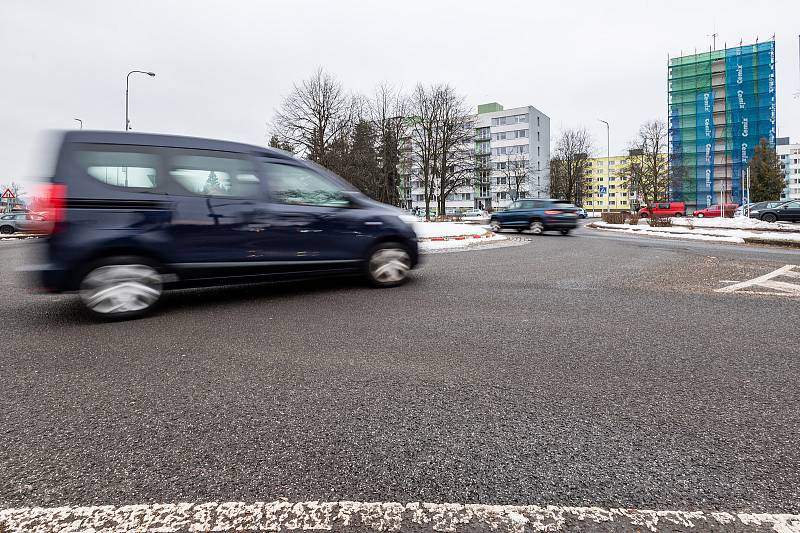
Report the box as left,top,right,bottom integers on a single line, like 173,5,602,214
1,225,799,513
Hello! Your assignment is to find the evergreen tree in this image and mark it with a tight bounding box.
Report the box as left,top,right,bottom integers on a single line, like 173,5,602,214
748,138,784,203
348,120,380,198
268,134,295,154
204,171,221,194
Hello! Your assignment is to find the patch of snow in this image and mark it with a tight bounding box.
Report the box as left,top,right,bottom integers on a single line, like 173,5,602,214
419,233,508,251
672,217,798,231
593,221,800,245
594,225,745,243
412,222,492,239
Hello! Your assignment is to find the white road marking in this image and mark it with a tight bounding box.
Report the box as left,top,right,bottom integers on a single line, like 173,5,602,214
1,500,799,532
716,264,800,295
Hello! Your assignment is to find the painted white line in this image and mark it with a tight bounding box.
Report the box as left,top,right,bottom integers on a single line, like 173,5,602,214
1,501,799,533
758,279,800,295
716,264,799,294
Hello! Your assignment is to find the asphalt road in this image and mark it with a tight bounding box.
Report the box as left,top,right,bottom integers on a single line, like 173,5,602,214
1,225,799,515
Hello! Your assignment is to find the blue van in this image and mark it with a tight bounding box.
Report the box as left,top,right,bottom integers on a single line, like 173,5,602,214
30,131,419,319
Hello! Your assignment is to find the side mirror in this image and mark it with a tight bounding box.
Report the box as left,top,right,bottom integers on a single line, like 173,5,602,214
338,190,363,208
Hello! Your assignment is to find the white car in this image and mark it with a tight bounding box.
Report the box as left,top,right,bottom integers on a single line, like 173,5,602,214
460,209,489,223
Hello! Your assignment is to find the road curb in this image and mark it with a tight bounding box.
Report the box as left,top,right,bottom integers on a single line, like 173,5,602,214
420,232,495,242
2,500,799,532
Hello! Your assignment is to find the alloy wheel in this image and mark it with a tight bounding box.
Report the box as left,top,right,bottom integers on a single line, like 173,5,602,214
529,221,544,234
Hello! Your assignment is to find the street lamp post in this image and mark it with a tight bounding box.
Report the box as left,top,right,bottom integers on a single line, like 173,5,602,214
74,118,83,130
598,119,610,213
125,70,155,131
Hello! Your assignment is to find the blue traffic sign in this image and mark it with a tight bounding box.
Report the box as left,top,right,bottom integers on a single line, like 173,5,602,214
599,186,608,196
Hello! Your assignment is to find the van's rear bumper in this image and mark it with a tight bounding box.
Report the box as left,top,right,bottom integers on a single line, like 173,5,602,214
17,263,71,293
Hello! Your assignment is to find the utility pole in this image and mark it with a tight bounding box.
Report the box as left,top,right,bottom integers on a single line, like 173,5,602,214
795,34,799,99
599,119,610,213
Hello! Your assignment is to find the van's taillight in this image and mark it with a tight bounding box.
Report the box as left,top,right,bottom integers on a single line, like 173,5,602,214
544,210,561,215
39,184,67,233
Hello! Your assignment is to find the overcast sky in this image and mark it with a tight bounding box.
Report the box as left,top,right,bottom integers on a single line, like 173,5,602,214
1,0,799,191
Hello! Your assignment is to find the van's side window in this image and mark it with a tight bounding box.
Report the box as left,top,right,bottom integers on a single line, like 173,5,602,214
262,163,349,207
77,151,159,189
170,154,260,198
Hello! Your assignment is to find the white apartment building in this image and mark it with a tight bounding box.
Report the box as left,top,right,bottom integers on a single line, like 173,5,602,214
777,137,800,201
403,102,550,213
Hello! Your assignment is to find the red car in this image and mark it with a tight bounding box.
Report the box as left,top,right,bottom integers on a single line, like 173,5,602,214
638,202,686,217
692,203,739,218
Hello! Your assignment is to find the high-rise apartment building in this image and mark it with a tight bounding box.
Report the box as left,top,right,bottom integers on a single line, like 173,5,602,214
668,40,776,210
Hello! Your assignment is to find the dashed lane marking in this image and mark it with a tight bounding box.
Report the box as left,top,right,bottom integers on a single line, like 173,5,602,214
1,500,799,532
716,264,800,296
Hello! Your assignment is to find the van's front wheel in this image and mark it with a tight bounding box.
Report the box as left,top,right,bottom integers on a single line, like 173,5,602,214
365,243,411,288
79,257,163,320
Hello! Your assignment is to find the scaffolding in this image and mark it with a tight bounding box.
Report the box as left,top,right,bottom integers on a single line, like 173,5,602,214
668,40,776,210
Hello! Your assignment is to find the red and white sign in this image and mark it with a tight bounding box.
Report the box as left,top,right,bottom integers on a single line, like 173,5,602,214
1,188,15,199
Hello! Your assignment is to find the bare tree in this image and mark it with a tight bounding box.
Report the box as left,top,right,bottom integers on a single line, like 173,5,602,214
271,68,356,167
618,120,669,216
369,84,409,206
549,128,592,203
497,154,529,201
407,84,474,219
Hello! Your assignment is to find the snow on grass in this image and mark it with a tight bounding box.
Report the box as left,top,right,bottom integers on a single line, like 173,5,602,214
412,221,493,239
671,217,799,232
592,221,800,246
419,233,508,251
411,222,511,252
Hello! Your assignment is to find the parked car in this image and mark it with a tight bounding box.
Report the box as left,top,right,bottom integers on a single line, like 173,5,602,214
749,200,800,223
26,131,420,319
576,207,587,218
692,203,739,218
461,209,489,223
638,202,686,217
0,212,50,234
735,201,784,218
489,199,578,235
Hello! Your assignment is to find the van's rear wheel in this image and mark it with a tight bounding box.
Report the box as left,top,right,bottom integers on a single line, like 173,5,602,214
79,257,162,319
0,225,14,234
366,243,411,288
